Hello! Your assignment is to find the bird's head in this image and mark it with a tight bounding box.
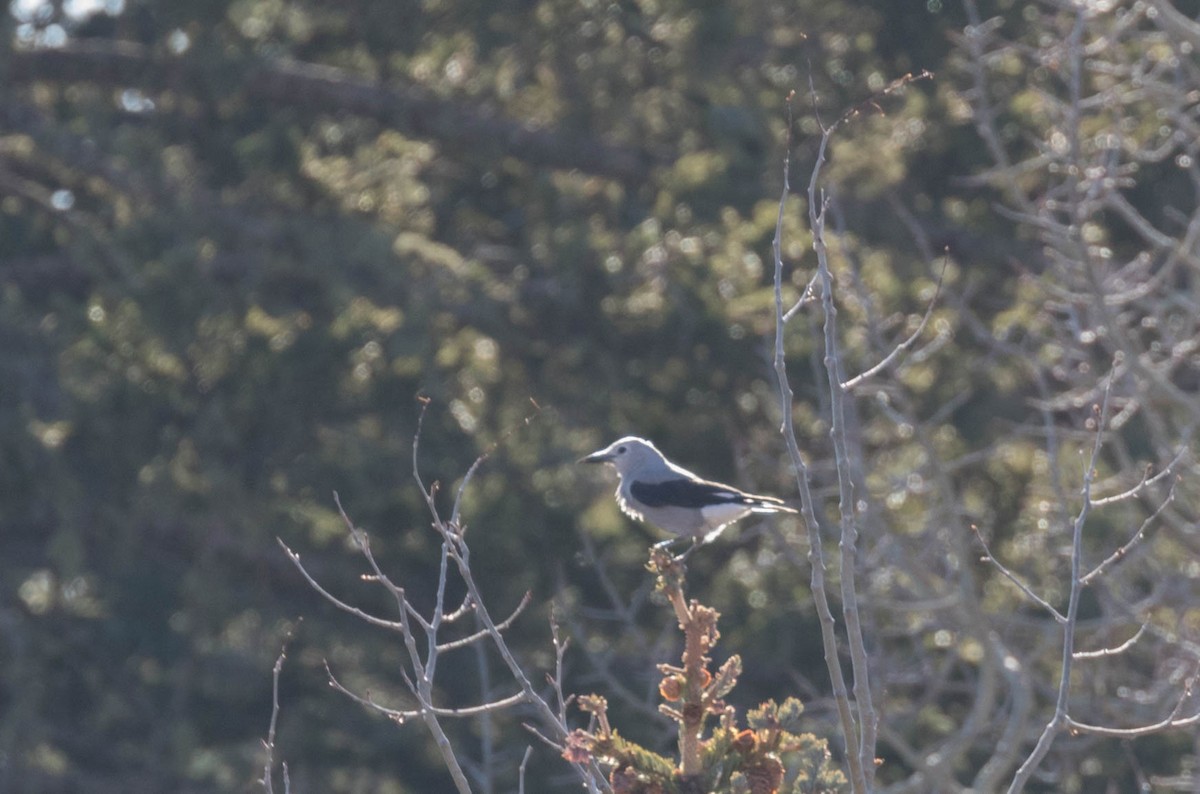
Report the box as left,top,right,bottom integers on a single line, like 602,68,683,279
578,436,661,476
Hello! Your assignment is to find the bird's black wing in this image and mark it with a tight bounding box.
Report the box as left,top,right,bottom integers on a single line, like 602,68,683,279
630,478,752,509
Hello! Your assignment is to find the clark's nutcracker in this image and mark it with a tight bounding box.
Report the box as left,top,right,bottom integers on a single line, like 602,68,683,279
579,436,797,545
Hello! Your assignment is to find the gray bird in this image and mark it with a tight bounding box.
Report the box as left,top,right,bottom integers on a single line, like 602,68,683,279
579,436,798,546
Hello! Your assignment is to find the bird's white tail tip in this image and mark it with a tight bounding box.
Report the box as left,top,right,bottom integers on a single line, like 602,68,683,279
752,502,799,514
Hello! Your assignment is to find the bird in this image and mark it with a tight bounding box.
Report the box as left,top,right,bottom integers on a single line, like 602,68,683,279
579,436,798,548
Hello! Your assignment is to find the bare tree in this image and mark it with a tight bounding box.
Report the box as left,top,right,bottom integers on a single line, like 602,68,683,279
767,2,1200,790
757,3,1200,791
270,402,609,794
955,3,1200,788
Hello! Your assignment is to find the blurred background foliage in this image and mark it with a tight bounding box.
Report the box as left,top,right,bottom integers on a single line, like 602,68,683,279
2,0,1199,791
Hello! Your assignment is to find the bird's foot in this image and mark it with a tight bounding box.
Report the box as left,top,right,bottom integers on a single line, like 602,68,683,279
649,536,697,567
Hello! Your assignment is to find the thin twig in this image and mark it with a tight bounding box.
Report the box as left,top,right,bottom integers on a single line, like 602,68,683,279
841,253,948,391
970,525,1066,623
1089,447,1186,507
324,659,528,721
1065,666,1200,737
1081,478,1177,585
436,592,532,653
782,273,820,323
1073,624,1148,661
518,746,534,794
333,491,432,632
277,540,406,631
260,627,296,794
522,722,564,752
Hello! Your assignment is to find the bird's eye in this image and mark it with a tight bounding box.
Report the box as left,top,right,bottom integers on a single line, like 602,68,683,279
617,445,627,454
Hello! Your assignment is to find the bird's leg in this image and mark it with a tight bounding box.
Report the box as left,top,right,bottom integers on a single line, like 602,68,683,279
651,536,693,563
675,537,701,564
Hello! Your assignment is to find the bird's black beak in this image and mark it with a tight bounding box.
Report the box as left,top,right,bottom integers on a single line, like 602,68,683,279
578,449,613,464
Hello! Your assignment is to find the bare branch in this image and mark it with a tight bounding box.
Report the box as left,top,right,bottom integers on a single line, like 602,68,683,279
277,539,405,632
781,273,820,323
772,90,868,794
1066,668,1200,738
1009,346,1115,793
810,128,878,790
436,592,532,653
1081,478,1177,586
260,628,296,794
326,659,523,725
518,746,534,794
324,659,418,723
1089,448,1187,507
971,525,1066,624
282,401,610,792
333,492,433,633
841,254,948,391
1073,625,1148,661
522,722,564,753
